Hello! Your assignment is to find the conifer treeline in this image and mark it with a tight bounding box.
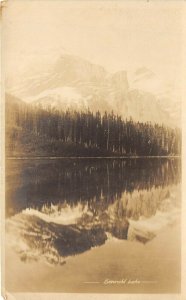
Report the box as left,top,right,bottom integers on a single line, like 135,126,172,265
8,101,181,156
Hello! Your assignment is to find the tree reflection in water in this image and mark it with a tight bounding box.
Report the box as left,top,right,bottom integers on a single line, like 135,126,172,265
6,158,181,264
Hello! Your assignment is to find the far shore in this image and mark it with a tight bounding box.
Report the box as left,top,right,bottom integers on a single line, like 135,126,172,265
6,155,181,160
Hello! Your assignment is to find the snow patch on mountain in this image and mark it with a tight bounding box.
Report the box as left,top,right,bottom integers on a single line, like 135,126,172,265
27,87,91,110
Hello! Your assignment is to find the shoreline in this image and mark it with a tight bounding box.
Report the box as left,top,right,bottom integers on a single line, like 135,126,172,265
6,156,181,160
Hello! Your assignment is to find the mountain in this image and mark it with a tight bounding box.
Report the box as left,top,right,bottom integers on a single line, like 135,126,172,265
129,67,181,126
6,55,180,127
8,55,107,98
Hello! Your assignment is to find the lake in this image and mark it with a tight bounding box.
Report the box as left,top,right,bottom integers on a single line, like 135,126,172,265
5,158,181,293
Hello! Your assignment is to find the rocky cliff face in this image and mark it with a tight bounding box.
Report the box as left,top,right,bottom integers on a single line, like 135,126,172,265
7,55,180,127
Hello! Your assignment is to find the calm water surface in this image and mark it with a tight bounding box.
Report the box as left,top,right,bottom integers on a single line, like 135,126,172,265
6,158,181,265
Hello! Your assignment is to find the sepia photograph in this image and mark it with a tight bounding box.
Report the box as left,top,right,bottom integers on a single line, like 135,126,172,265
2,0,185,297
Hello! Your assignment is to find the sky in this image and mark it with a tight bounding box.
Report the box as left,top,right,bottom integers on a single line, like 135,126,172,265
3,0,185,86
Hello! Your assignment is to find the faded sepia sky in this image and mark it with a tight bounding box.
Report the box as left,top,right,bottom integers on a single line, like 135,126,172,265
3,0,184,85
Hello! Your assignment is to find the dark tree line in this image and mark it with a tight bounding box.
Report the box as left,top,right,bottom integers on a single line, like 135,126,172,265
7,99,181,156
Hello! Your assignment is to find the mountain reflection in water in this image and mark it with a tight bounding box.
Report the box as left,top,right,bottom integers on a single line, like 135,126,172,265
6,158,181,265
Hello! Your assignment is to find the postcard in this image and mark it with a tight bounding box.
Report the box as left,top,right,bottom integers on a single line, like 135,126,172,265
1,1,186,299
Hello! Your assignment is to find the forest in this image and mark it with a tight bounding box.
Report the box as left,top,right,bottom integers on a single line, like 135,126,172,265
6,95,181,157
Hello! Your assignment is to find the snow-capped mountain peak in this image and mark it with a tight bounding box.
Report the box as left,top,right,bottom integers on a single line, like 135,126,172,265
6,54,180,127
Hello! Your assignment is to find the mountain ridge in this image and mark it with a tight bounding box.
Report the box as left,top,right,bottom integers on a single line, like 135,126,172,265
6,54,180,127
